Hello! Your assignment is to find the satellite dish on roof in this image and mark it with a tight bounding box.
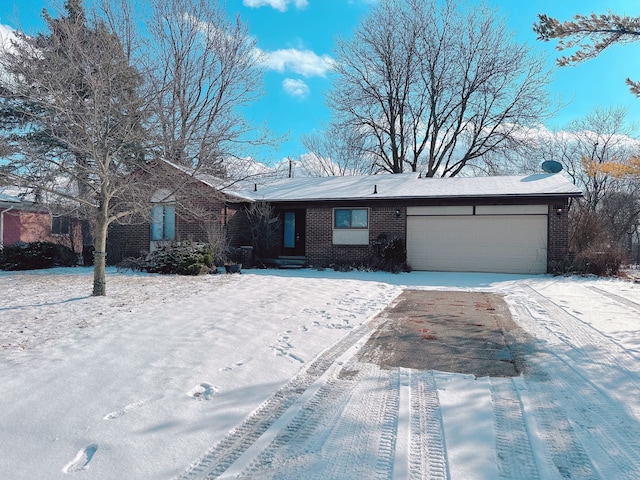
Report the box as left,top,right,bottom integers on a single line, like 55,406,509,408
541,160,563,173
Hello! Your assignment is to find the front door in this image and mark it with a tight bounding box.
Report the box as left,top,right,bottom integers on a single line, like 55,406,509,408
282,209,306,256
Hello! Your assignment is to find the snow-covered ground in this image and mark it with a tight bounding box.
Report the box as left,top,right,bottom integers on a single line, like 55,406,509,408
1,267,639,479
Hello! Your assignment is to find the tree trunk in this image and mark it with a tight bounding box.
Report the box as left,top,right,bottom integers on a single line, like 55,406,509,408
92,212,108,296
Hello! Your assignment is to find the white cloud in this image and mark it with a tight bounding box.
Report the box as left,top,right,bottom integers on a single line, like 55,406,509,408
243,0,308,12
282,78,309,99
261,48,334,77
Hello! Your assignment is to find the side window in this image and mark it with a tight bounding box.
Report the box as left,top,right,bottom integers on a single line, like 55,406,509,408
52,216,70,235
150,190,176,241
334,208,368,229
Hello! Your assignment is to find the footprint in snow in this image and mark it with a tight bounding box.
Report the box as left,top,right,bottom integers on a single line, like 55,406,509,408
62,444,98,473
188,383,217,401
103,395,163,420
219,362,243,372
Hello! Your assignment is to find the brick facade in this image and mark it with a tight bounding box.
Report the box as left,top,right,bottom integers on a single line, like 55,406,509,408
107,223,149,263
303,203,406,268
296,198,573,273
1,208,83,254
105,163,577,274
106,172,251,264
547,199,570,271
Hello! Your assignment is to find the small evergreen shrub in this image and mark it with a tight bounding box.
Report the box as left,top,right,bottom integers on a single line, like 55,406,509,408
143,241,213,275
0,241,77,270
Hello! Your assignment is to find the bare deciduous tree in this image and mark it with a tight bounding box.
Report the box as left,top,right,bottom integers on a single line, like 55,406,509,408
0,0,152,295
536,108,638,212
328,0,550,176
520,107,640,261
147,0,267,174
300,122,373,176
1,0,270,295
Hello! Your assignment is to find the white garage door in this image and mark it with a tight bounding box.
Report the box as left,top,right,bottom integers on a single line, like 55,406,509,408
407,205,548,274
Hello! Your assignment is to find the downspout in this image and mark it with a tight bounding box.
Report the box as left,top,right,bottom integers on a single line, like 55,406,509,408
0,206,15,248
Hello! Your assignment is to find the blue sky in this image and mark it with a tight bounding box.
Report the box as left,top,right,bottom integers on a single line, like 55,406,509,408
2,0,640,165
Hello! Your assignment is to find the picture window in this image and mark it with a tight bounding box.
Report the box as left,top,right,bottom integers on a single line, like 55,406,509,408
334,208,368,229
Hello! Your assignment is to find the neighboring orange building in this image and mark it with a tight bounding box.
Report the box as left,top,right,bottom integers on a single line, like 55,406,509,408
0,188,84,255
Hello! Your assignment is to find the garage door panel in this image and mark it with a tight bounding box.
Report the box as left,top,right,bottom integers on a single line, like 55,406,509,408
407,215,547,274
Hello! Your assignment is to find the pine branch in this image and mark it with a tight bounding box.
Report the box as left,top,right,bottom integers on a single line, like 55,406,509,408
534,11,640,95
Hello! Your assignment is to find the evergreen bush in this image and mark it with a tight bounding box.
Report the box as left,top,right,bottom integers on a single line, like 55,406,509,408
0,241,77,270
143,241,213,275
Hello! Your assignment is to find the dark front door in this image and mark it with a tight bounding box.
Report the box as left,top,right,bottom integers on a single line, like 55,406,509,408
282,209,306,256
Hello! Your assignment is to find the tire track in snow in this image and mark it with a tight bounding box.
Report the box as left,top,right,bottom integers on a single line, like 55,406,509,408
236,359,368,478
175,307,393,480
217,362,398,479
517,284,640,384
510,285,640,479
221,366,452,480
308,364,397,480
490,378,539,480
584,285,640,314
526,350,640,479
375,367,401,479
408,369,448,480
520,368,599,480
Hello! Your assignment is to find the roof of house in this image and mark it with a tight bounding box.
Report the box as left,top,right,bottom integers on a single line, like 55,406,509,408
233,172,583,203
0,187,24,205
158,160,583,203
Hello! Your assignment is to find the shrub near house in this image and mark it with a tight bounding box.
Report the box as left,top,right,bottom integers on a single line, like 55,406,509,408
0,241,77,270
142,241,214,275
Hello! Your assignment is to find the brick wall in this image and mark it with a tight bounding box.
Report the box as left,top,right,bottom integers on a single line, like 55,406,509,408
305,204,407,267
303,200,573,274
547,200,570,271
107,223,149,264
0,209,83,254
226,204,252,247
106,196,250,265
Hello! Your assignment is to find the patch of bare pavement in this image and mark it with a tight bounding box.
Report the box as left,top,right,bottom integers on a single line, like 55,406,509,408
359,290,529,377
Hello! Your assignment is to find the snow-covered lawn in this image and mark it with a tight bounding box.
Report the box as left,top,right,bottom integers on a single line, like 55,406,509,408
1,267,639,479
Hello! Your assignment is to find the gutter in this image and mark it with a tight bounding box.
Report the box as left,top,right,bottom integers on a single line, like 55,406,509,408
250,192,584,203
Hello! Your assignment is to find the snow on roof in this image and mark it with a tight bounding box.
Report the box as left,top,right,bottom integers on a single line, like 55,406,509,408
238,173,583,202
0,187,25,204
159,159,282,201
